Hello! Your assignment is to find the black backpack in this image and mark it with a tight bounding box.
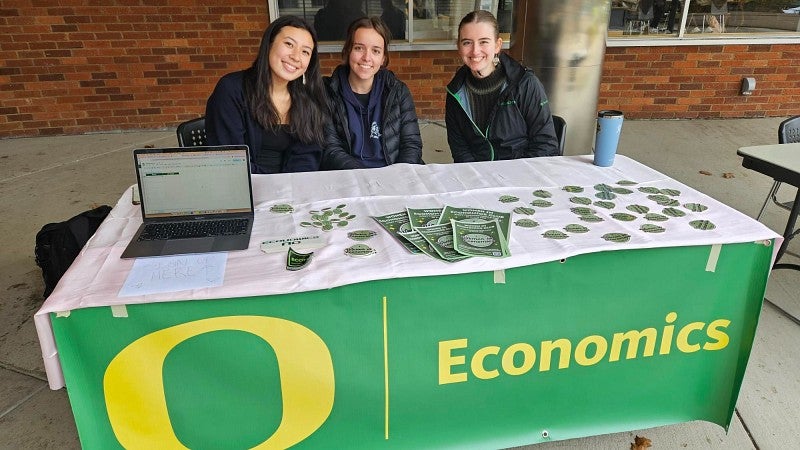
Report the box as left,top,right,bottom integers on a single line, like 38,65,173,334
34,205,112,298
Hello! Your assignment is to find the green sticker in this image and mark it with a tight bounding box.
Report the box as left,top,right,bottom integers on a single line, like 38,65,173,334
644,213,669,222
499,195,519,203
593,201,615,210
570,207,596,215
514,219,539,228
344,244,377,257
347,230,376,241
617,180,638,186
563,185,584,193
564,224,590,233
595,190,616,200
531,199,553,208
569,196,592,205
660,188,681,197
663,207,686,217
610,187,634,195
602,232,631,243
610,213,637,221
532,190,553,198
683,203,708,212
627,204,650,214
513,206,536,215
640,224,666,233
689,220,716,230
286,247,313,271
270,203,294,214
638,186,661,194
579,214,604,223
594,183,613,192
543,230,569,239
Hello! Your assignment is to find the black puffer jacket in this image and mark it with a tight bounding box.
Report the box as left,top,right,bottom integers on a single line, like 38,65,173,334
323,66,423,170
445,53,558,162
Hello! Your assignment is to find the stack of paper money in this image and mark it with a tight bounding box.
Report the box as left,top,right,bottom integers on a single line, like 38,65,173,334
372,206,511,262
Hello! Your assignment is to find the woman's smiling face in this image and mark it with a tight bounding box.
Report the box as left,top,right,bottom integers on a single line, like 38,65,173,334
348,27,386,84
457,21,502,78
269,26,314,84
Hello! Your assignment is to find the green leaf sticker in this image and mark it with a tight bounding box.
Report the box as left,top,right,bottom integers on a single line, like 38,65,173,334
564,224,590,233
513,206,536,215
689,220,716,230
514,219,539,228
593,201,615,209
660,188,681,197
300,221,313,227
543,230,569,239
347,230,377,241
530,199,553,208
563,185,584,193
570,207,596,215
569,197,592,205
610,213,637,221
617,180,638,186
640,224,666,233
594,183,613,192
336,204,346,209
532,190,552,198
627,204,650,214
663,207,686,217
602,233,631,243
499,195,519,203
579,214,604,223
644,213,669,222
344,243,377,257
683,203,708,212
647,194,671,203
638,186,661,194
595,190,616,200
610,187,634,195
270,203,294,214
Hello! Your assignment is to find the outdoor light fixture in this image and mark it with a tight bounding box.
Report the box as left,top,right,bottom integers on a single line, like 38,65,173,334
741,77,756,96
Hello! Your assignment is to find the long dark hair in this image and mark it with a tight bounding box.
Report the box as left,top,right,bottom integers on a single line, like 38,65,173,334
243,15,327,146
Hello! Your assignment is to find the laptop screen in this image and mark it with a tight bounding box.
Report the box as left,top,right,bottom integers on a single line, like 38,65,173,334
135,147,253,219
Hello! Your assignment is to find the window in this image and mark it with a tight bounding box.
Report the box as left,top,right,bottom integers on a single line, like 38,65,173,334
608,0,800,41
270,0,515,45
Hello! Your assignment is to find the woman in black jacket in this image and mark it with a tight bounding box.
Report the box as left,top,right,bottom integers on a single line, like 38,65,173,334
205,16,326,173
445,10,558,162
323,17,423,170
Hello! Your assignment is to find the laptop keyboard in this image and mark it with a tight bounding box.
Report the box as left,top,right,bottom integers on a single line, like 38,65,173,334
139,218,249,241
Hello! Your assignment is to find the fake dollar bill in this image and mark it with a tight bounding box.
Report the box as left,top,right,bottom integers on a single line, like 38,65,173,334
438,206,511,241
451,219,510,258
415,223,470,262
371,211,422,254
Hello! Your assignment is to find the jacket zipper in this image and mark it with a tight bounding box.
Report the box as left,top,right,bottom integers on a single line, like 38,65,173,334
447,86,497,161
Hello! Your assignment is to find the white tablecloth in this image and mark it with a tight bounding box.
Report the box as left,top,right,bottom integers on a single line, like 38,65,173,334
35,155,781,388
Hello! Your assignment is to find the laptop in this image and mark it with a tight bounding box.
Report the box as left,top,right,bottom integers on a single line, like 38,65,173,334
121,145,254,259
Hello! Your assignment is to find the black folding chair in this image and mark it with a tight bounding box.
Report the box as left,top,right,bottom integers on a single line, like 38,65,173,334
176,116,207,147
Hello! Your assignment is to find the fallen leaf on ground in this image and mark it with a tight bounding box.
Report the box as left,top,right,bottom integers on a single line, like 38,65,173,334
630,435,652,450
722,172,735,178
699,170,712,176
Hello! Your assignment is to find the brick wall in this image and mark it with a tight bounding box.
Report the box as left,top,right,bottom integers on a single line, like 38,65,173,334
2,2,799,138
598,44,800,119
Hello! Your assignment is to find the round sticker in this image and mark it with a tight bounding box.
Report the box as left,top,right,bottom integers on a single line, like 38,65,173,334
344,244,377,257
348,230,377,241
270,204,294,214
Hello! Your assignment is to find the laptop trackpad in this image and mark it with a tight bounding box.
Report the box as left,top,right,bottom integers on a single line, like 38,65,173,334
163,238,215,256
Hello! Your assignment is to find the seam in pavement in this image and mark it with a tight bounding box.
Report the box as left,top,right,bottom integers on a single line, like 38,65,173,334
736,408,759,450
0,134,169,185
0,383,47,420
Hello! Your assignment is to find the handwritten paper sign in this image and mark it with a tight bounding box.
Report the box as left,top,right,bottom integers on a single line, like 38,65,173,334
119,253,227,297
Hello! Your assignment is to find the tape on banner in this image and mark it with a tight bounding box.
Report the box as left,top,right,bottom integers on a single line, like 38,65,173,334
494,269,506,284
55,311,71,318
111,305,128,318
705,244,722,272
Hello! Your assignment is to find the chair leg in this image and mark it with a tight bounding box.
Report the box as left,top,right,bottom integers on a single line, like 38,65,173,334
756,181,780,221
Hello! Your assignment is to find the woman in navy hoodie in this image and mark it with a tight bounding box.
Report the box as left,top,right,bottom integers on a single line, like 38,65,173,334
205,16,327,173
323,17,423,170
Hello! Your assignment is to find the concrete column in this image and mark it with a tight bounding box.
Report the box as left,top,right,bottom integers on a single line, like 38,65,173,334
510,0,610,155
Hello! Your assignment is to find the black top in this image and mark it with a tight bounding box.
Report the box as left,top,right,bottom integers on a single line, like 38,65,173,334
465,64,507,132
257,125,293,174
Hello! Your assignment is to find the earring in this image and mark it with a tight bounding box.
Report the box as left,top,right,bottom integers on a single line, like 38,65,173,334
493,54,499,66
302,73,306,85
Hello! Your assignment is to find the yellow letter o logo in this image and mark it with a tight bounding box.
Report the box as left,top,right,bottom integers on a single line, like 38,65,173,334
103,315,334,449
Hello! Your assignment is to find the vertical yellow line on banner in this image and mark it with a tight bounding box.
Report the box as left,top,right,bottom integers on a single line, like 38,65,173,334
383,296,389,440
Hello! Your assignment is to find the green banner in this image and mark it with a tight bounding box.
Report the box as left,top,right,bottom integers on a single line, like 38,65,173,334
52,242,772,449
